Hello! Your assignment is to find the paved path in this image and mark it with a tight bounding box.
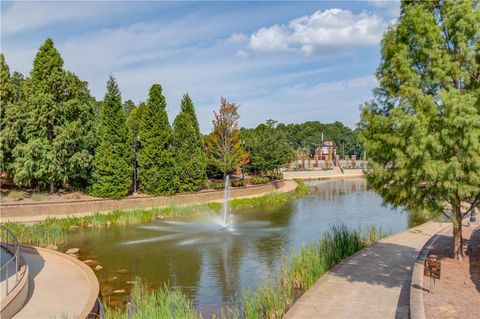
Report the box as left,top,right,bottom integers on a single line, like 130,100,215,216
284,221,450,319
13,249,97,319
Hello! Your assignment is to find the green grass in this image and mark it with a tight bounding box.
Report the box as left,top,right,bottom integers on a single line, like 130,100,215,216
102,224,387,319
231,179,309,210
103,280,200,319
3,180,309,247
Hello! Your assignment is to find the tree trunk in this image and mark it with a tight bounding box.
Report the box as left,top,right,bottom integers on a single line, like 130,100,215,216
453,207,464,260
49,181,55,194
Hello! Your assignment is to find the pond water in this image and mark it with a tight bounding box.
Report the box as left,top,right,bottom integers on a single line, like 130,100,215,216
64,179,411,314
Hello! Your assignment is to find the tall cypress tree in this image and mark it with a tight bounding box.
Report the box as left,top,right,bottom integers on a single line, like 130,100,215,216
9,39,96,192
89,76,132,198
173,94,207,192
138,84,177,195
0,54,12,171
0,55,26,175
360,0,479,259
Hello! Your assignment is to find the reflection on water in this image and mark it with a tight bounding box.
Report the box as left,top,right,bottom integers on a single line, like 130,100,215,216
64,179,408,314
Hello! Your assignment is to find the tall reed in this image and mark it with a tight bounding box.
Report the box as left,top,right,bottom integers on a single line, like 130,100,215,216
103,280,200,319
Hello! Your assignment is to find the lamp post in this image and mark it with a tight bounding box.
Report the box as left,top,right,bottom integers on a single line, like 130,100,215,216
240,139,245,180
133,135,140,194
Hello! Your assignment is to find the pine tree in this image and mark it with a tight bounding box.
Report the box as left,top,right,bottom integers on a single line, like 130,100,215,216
0,54,12,171
138,84,178,195
89,76,132,199
360,0,479,259
9,39,96,192
173,94,207,192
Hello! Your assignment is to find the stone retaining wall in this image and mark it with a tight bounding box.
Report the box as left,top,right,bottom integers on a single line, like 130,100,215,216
0,180,285,222
283,169,364,180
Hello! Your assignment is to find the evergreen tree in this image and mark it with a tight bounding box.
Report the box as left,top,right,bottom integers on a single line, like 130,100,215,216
138,84,177,195
173,94,207,192
360,0,479,259
9,39,96,192
205,97,246,179
126,101,144,146
0,54,12,171
123,99,135,117
90,76,132,198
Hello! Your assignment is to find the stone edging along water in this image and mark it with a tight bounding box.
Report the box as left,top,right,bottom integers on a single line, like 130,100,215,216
0,180,287,223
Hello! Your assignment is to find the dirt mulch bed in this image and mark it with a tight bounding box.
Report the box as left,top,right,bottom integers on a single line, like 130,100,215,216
423,222,480,319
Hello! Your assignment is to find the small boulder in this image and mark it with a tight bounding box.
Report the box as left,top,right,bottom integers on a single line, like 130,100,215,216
113,289,126,294
87,223,94,228
95,265,103,271
155,215,165,220
125,281,135,285
46,244,58,251
82,259,95,265
65,248,79,255
69,225,80,231
116,268,128,274
106,221,112,226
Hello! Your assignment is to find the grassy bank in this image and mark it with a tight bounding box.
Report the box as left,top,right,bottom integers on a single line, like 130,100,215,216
103,224,387,319
3,180,309,247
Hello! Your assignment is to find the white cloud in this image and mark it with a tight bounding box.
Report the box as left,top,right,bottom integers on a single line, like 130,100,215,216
249,25,291,53
225,33,248,44
235,50,249,58
1,2,106,34
247,9,387,55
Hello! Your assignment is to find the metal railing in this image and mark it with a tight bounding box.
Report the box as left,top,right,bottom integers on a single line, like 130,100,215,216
0,224,20,298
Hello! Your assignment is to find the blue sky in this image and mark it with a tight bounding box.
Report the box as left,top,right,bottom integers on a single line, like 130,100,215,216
1,1,400,132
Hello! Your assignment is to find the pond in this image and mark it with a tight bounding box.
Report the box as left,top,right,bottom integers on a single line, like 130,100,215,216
64,179,411,314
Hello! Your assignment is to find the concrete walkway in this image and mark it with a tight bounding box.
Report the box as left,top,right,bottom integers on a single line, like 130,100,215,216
284,221,450,319
13,247,98,319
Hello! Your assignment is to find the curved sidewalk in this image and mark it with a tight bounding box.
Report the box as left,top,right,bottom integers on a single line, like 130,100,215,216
13,246,99,319
284,221,450,319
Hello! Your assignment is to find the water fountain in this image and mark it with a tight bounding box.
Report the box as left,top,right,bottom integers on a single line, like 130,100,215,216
120,175,283,247
222,175,230,229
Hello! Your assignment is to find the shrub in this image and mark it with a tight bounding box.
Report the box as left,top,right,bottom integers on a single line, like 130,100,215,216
263,172,283,181
231,179,245,187
249,176,270,185
209,180,225,190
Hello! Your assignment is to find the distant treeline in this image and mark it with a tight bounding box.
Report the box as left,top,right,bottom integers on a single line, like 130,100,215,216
241,120,362,158
0,39,361,198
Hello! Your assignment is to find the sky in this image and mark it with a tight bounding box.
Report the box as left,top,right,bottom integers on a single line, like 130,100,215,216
1,1,400,132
